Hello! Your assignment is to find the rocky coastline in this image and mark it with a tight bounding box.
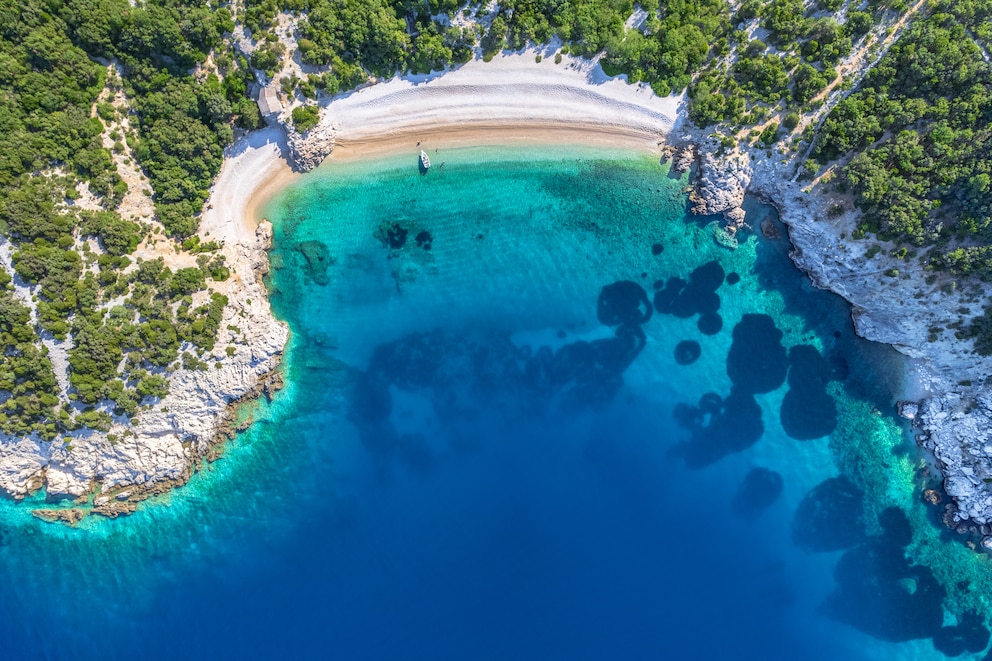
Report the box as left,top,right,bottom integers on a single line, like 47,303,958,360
7,53,990,532
2,220,288,524
674,136,992,540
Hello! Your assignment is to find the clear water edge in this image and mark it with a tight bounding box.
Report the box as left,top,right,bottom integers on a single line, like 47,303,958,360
0,143,984,660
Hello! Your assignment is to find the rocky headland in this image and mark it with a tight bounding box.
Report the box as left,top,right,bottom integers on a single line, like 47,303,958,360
0,215,287,523
678,134,992,538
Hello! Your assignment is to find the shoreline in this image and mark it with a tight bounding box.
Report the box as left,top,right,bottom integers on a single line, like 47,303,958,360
329,123,667,162
199,125,297,244
24,46,940,525
284,47,681,170
207,47,684,233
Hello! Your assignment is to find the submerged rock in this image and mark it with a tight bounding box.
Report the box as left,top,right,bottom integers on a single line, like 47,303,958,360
374,220,410,250
679,389,764,469
415,230,433,250
732,468,784,521
820,499,944,643
653,262,724,322
674,340,701,366
793,477,866,552
780,386,837,440
597,281,653,326
296,240,333,286
697,312,723,336
879,507,914,547
780,345,838,440
727,314,788,394
350,292,652,452
933,612,990,657
822,539,945,642
690,260,725,291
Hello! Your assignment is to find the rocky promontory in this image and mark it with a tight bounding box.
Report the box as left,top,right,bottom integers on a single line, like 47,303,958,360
687,138,992,529
0,221,288,520
286,120,336,172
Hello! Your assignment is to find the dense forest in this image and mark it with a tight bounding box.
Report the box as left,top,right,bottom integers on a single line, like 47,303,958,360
814,8,992,263
0,0,241,437
2,0,992,434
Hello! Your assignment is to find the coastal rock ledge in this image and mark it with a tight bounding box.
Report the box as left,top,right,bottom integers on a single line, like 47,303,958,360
0,222,288,520
286,122,335,172
687,138,992,530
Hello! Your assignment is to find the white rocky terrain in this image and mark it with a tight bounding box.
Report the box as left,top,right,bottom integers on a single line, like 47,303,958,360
679,133,992,535
0,129,289,523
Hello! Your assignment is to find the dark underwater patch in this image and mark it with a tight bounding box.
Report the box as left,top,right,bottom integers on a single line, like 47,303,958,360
690,260,725,291
787,344,833,389
792,477,866,552
780,388,838,440
780,345,838,440
727,314,787,394
676,389,764,469
732,468,784,521
879,507,914,548
697,312,723,335
349,279,653,456
674,340,701,365
296,240,333,286
932,611,990,657
415,230,433,250
597,281,653,326
374,220,409,249
821,506,947,643
652,261,724,322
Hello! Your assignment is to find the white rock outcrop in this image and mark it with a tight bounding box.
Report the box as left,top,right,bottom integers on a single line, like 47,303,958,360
0,222,288,505
286,120,335,172
689,140,992,526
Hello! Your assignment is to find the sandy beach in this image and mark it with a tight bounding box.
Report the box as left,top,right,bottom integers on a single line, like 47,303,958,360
325,48,683,159
199,125,296,243
201,47,683,244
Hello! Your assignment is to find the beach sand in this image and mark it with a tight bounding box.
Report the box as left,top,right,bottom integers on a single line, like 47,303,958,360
203,47,682,242
326,48,682,159
200,126,296,242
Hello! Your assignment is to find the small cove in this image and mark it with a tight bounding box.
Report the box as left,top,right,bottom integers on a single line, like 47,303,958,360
0,144,986,659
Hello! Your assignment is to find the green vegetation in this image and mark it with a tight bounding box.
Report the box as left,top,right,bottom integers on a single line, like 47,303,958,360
0,283,61,439
0,0,254,435
4,0,992,422
289,0,472,81
291,105,320,133
814,13,992,253
600,0,728,96
685,0,871,127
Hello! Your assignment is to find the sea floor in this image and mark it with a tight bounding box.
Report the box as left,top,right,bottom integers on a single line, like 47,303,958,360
0,145,987,660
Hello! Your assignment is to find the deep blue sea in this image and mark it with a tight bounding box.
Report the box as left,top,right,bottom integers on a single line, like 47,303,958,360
0,145,991,660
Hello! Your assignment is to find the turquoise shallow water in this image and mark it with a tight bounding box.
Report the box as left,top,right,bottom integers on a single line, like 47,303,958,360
0,144,989,659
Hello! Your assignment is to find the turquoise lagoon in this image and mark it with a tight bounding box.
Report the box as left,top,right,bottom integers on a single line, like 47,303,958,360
0,145,990,659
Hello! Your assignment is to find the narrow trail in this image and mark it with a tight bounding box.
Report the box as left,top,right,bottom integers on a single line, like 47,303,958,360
791,0,929,179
